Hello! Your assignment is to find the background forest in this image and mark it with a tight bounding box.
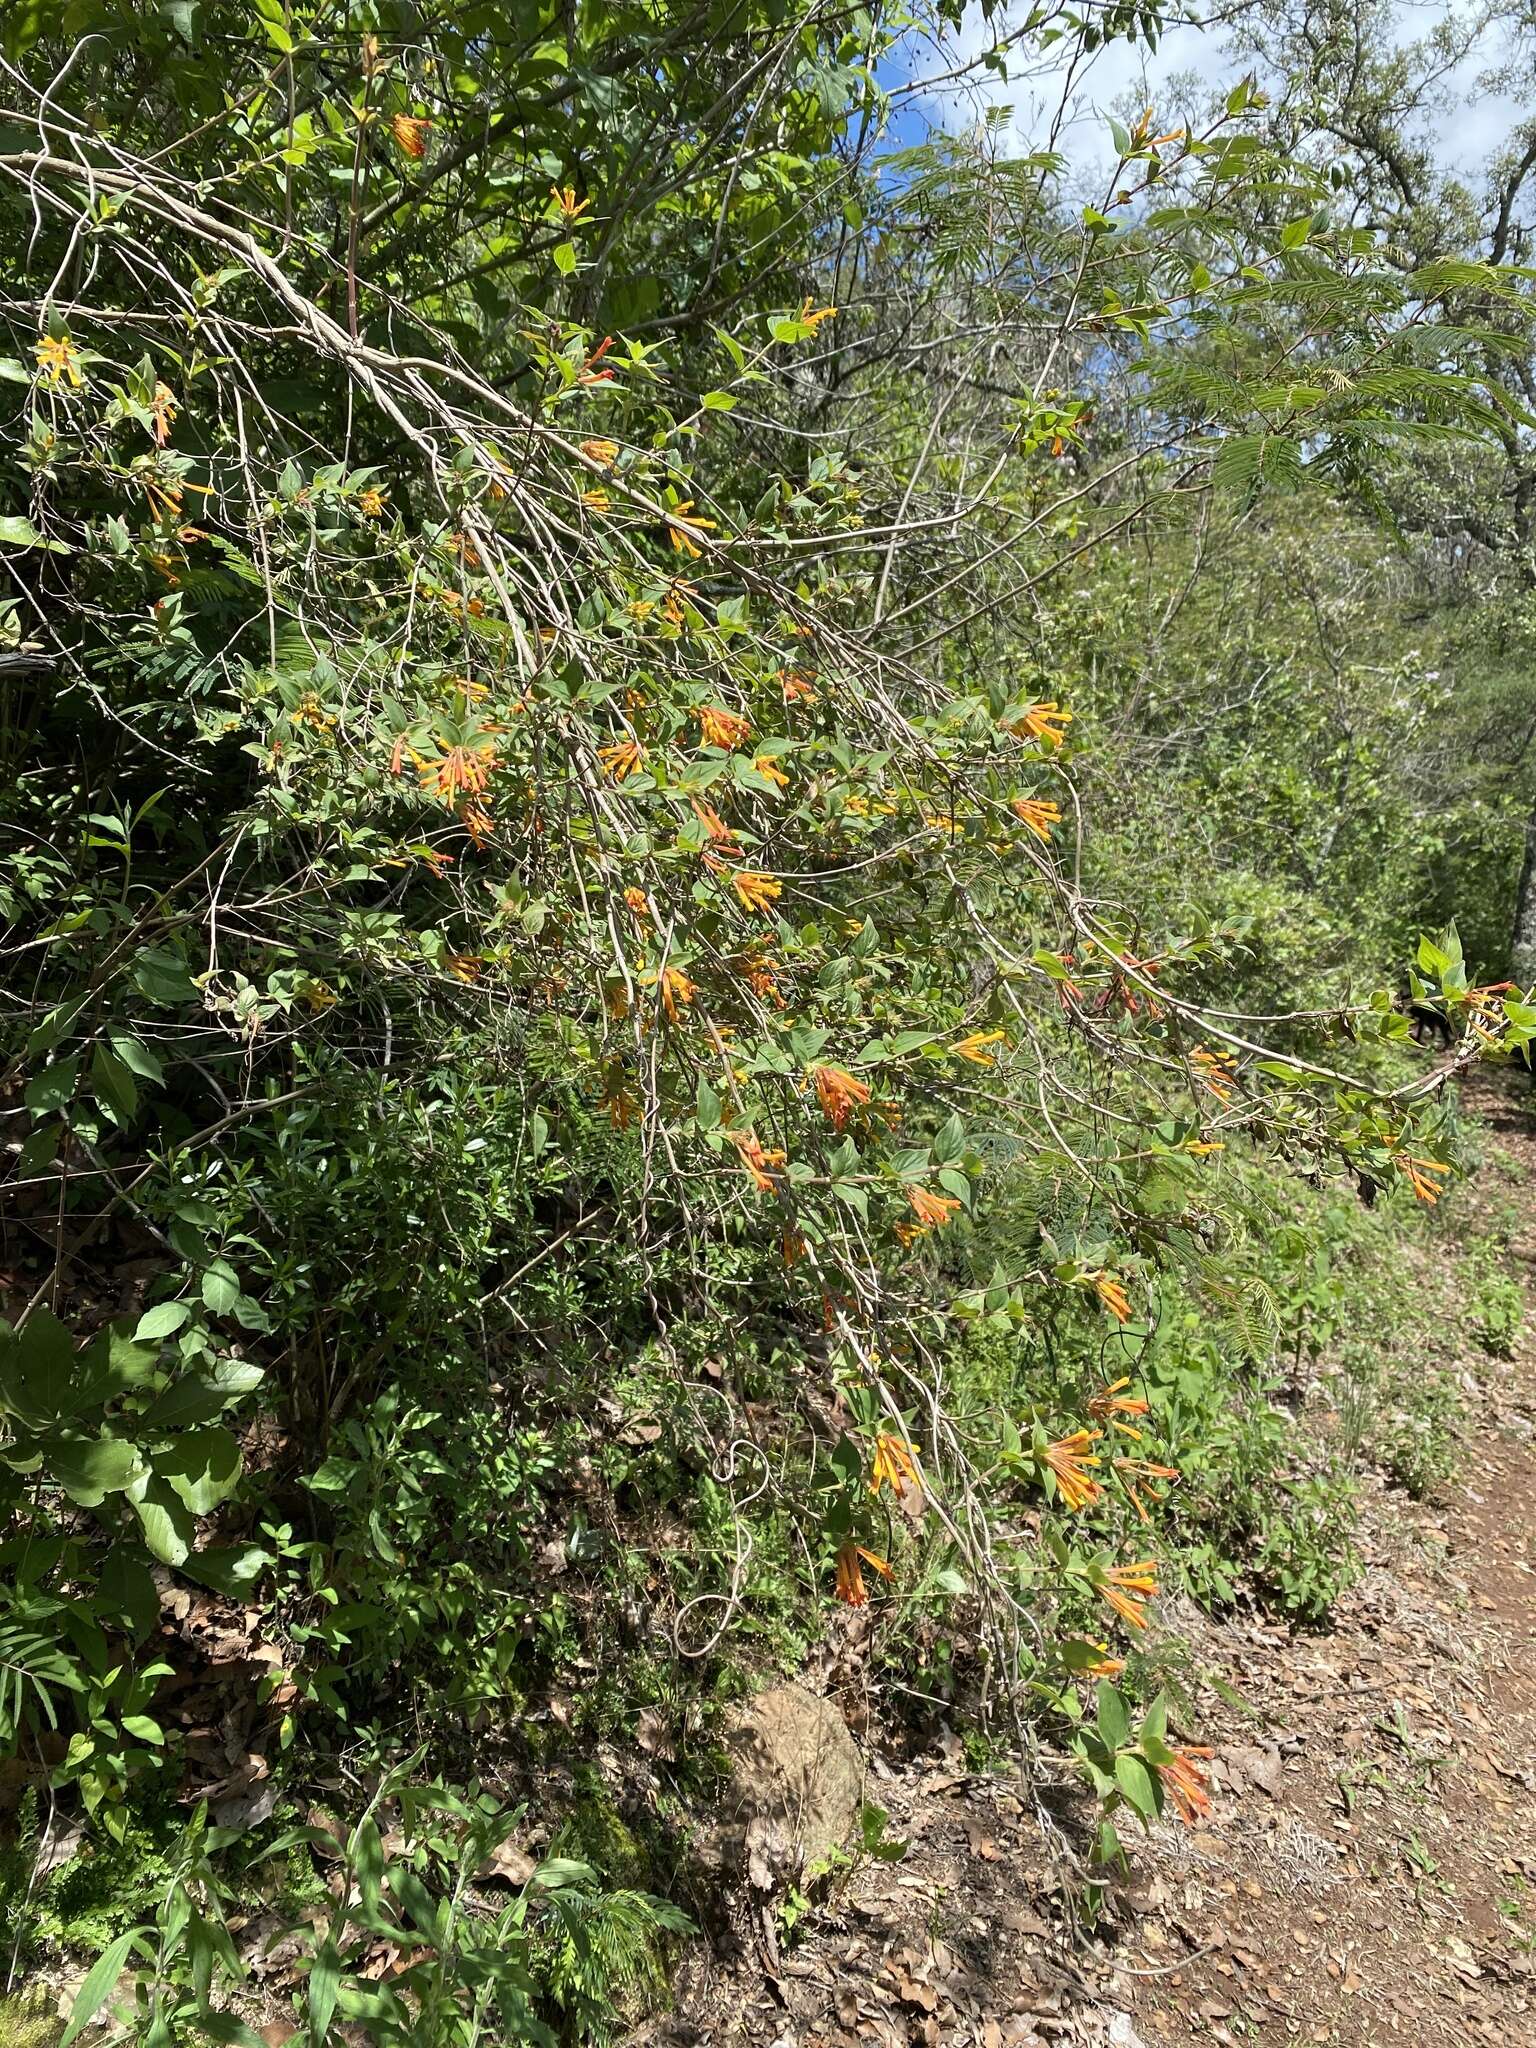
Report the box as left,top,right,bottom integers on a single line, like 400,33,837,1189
3,0,1536,2040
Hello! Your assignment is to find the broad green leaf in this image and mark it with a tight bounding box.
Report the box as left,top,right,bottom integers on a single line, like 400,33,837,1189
155,1426,242,1514
24,1055,79,1117
132,1479,195,1565
134,1300,192,1342
1114,1751,1159,1820
49,1434,145,1507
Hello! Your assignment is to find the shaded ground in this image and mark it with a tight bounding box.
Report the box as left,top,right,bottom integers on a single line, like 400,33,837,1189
667,1072,1536,2048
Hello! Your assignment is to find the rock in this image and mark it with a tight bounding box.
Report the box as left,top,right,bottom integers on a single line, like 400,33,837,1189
1221,1743,1284,1797
723,1685,863,1883
1103,2015,1152,2048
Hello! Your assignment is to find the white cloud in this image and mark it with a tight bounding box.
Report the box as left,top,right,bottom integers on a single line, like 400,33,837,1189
889,9,1225,177
890,2,1518,188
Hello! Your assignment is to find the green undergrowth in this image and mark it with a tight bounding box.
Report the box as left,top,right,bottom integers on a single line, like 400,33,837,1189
5,1093,1522,2043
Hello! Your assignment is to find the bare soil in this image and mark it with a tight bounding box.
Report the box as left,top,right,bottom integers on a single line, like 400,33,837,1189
664,1072,1536,2048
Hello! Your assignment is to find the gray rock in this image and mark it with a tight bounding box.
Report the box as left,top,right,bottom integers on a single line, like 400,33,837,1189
723,1684,863,1885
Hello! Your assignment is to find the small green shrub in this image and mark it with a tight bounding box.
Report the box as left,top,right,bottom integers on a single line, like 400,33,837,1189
1464,1241,1525,1359
1376,1368,1464,1499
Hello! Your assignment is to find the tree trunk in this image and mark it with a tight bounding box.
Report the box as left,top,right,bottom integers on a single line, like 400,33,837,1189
1512,800,1536,990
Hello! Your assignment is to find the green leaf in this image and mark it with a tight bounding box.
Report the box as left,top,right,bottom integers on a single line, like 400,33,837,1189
307,1939,342,2047
90,1042,139,1124
552,240,578,275
24,1056,79,1117
49,1434,145,1506
109,1034,165,1084
139,1374,233,1431
132,1480,195,1565
1096,1680,1131,1749
98,1550,160,1637
134,1300,192,1342
181,1542,272,1595
931,1112,965,1165
0,1307,78,1426
1114,1751,1159,1820
17,1121,59,1175
61,1928,144,2048
201,1261,241,1314
132,946,199,1006
154,1426,242,1514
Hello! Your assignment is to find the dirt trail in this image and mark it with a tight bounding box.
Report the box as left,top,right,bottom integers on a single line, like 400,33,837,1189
670,1072,1536,2048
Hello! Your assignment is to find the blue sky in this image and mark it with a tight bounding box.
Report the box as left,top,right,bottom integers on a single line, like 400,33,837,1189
882,2,1523,187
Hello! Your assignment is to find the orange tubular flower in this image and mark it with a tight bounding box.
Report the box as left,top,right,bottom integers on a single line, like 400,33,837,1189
1156,1746,1215,1825
148,381,177,446
391,114,432,158
814,1064,871,1131
696,704,751,750
780,670,818,704
907,1186,961,1231
753,753,790,792
1008,701,1073,747
34,334,83,388
358,486,388,519
1114,1455,1180,1524
1098,1559,1158,1632
144,478,184,522
1012,796,1063,842
732,869,781,915
658,965,696,1024
869,1433,920,1500
1091,1271,1132,1322
731,1128,787,1192
579,335,616,385
834,1540,892,1608
1083,1643,1125,1680
580,438,619,467
1191,1044,1236,1103
689,798,740,853
953,1029,1007,1066
598,737,645,782
459,799,494,847
623,886,650,921
1043,1430,1103,1512
418,743,496,806
667,500,717,557
550,183,592,221
798,296,837,330
599,1063,639,1129
739,947,785,1006
1088,1377,1150,1437
1403,1156,1450,1204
